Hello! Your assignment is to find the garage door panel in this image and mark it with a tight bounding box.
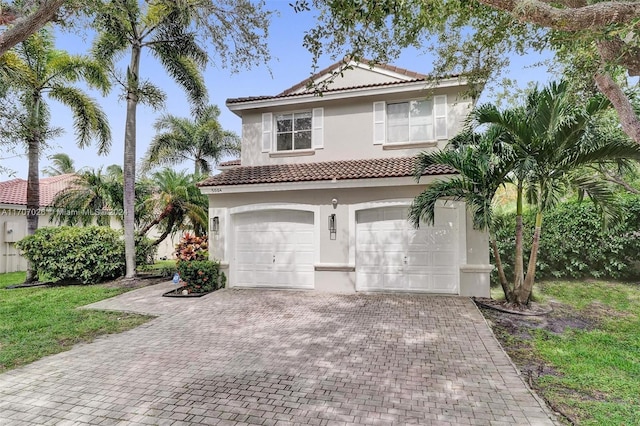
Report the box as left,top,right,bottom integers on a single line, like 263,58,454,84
234,210,315,289
356,206,459,293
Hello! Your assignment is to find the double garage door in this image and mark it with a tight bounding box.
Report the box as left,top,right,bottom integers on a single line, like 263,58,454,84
232,206,459,293
356,206,459,293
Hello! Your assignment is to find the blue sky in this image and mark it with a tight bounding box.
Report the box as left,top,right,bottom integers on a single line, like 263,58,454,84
0,2,551,180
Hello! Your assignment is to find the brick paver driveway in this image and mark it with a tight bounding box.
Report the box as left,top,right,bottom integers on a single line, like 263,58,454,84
0,283,556,425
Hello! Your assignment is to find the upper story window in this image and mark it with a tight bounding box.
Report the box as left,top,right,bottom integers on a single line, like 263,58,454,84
276,112,312,151
262,108,323,154
373,95,447,145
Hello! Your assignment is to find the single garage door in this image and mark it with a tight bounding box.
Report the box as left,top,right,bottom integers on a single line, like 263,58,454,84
233,210,315,289
356,205,459,293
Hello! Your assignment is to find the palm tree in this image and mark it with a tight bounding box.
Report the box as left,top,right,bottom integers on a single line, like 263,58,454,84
1,29,110,282
42,153,75,176
50,167,123,227
410,126,516,299
91,1,209,278
137,169,207,246
474,81,640,304
143,105,240,175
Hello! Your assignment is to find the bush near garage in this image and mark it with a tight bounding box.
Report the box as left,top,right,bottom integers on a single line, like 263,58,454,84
492,195,640,283
175,232,208,261
176,260,225,293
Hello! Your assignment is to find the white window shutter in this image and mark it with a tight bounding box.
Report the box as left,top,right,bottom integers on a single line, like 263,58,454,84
373,101,386,145
434,95,447,139
312,108,324,149
261,112,272,152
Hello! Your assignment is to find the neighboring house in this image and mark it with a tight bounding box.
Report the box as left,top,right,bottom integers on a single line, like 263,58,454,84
198,61,492,296
0,174,179,273
0,174,77,273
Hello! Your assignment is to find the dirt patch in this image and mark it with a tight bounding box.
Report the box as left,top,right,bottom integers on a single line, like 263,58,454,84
99,274,169,289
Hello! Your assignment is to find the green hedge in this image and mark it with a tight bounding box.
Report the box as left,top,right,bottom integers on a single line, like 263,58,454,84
17,226,125,284
493,196,640,282
16,227,158,284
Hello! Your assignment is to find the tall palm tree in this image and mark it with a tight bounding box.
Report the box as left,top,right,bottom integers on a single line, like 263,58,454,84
410,126,516,299
473,81,640,304
138,169,207,246
92,1,208,278
1,29,110,282
42,152,75,176
143,105,240,175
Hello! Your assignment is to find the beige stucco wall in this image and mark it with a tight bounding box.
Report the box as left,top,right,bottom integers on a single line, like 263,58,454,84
206,183,491,297
239,86,472,167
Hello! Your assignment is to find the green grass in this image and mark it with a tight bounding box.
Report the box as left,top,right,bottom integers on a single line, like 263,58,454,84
0,272,152,373
520,280,640,425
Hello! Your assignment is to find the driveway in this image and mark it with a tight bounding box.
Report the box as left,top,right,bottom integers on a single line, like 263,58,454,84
0,283,557,425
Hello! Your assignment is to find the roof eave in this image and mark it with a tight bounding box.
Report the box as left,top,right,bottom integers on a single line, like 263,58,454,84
199,173,457,193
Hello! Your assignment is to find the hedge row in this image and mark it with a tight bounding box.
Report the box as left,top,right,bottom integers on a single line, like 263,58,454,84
16,226,156,284
493,195,640,282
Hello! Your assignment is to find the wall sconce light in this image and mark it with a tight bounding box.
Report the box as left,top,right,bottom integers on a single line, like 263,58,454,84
211,216,219,233
331,198,338,208
328,213,336,240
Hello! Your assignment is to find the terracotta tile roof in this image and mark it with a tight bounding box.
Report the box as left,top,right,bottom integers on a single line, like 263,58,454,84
278,59,428,96
218,159,241,167
198,157,454,187
0,174,77,206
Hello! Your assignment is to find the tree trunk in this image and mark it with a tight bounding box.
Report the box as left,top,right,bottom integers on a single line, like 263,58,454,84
24,136,40,283
594,71,640,145
138,204,174,236
24,93,42,283
0,0,66,56
150,217,176,247
490,235,511,301
517,211,543,305
512,181,524,294
123,45,141,279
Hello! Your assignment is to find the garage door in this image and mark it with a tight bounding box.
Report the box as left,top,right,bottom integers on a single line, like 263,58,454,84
233,210,315,289
356,205,459,293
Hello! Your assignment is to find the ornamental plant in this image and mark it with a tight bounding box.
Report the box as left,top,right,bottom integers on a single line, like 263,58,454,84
176,260,224,294
175,233,208,261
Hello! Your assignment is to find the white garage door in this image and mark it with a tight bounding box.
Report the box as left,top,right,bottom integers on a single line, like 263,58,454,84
356,205,459,293
233,210,315,289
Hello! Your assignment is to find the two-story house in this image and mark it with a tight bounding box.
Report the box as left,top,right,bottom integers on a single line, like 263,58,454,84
198,61,492,296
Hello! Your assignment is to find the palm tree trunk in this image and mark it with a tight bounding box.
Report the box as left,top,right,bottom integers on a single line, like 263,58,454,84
150,217,175,247
24,94,42,283
138,204,174,236
123,45,141,279
517,211,543,305
490,235,511,301
512,181,525,295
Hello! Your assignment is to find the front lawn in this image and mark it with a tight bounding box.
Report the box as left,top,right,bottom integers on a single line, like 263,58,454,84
481,280,640,425
0,272,152,373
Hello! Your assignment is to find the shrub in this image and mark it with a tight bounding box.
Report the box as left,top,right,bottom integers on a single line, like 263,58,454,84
492,196,640,283
135,235,157,266
175,232,208,261
176,260,224,293
16,226,125,284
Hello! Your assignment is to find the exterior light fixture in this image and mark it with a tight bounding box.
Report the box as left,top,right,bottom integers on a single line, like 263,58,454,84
328,214,336,240
211,216,220,233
